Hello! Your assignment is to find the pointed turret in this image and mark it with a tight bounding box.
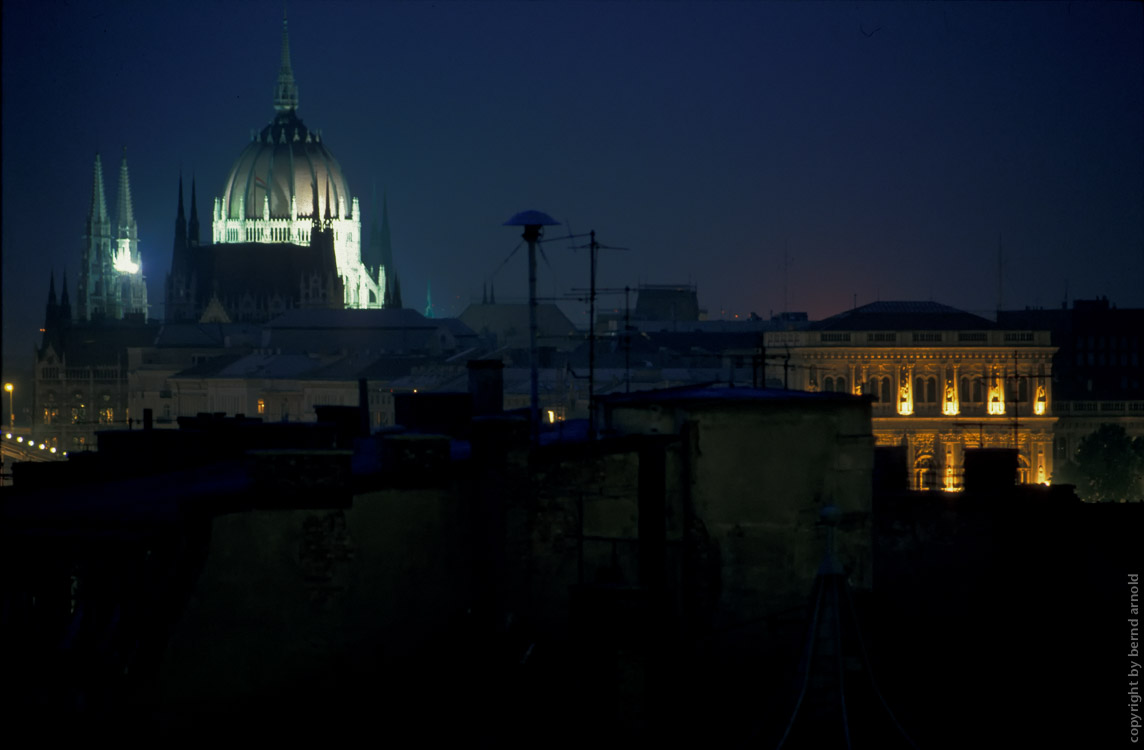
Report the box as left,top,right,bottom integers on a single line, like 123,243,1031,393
174,173,187,247
89,153,109,229
47,271,59,310
189,175,201,246
42,272,59,350
117,147,137,243
324,179,332,224
273,10,300,112
81,154,113,321
60,273,71,322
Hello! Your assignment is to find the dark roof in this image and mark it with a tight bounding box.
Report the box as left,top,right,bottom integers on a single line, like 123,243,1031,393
42,320,161,367
153,322,262,348
812,301,995,332
264,308,435,330
599,383,864,408
458,303,578,348
169,353,247,378
634,286,700,322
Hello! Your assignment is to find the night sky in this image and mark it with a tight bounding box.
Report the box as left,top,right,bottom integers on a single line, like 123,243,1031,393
3,0,1142,382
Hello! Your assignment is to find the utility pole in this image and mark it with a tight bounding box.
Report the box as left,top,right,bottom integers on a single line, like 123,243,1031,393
504,210,560,445
624,285,632,393
567,231,628,439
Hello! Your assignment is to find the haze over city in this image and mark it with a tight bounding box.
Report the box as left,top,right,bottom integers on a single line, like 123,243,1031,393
3,0,1142,374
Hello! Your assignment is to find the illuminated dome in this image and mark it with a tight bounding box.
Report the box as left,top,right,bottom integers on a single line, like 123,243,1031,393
219,110,352,221
207,11,381,311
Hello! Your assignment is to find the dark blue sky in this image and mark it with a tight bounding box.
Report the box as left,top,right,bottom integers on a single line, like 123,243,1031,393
3,1,1142,376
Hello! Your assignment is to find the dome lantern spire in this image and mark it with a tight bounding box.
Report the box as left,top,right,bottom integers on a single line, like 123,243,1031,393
273,10,299,112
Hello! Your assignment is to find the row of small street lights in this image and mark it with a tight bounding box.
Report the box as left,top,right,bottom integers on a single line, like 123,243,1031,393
3,432,65,456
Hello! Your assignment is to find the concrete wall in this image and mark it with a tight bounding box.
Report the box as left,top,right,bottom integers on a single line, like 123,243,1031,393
154,482,474,725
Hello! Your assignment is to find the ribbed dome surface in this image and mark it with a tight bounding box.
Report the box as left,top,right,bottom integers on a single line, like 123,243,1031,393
220,110,351,221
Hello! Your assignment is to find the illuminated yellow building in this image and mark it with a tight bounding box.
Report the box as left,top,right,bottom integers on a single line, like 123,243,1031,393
765,302,1056,490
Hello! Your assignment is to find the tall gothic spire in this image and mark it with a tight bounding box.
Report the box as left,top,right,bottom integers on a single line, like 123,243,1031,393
60,273,71,321
89,153,108,226
175,173,187,237
273,10,299,112
117,147,137,242
188,175,200,245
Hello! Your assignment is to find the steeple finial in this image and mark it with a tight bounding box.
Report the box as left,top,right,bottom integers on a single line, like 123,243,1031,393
89,153,108,223
324,178,331,223
117,147,136,239
60,273,71,318
273,10,300,112
176,173,186,222
174,172,188,256
188,174,200,245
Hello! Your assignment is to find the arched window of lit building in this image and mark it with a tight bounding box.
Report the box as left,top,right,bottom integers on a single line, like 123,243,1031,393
914,377,925,402
973,379,983,403
881,378,891,404
836,376,846,393
926,377,937,403
824,377,834,392
960,377,970,402
868,378,879,401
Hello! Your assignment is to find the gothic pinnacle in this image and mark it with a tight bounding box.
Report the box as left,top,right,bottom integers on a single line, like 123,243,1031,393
90,153,108,223
273,9,299,112
117,147,136,239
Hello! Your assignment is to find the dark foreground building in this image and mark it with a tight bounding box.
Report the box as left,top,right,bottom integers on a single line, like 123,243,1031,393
1,380,1135,748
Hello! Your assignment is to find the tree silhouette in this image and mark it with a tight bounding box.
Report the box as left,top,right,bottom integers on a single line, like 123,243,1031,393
1056,424,1144,503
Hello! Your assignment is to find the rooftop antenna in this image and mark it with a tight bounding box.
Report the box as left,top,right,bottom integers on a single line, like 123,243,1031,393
783,240,790,314
568,230,629,439
624,286,632,393
504,209,560,445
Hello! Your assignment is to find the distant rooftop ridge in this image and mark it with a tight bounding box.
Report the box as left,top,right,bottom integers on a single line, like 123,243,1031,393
813,300,996,331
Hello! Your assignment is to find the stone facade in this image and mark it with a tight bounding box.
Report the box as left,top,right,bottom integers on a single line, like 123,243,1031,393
766,302,1057,489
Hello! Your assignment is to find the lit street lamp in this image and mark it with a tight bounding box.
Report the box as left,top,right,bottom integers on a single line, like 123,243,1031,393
4,383,12,430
